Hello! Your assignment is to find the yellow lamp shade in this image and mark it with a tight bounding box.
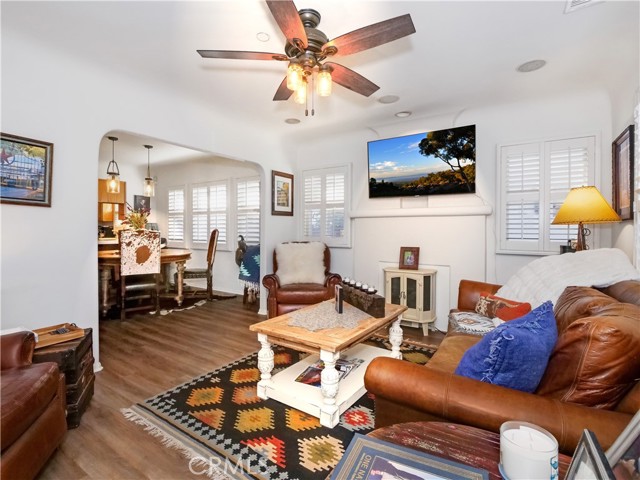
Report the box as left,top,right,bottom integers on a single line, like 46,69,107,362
552,186,621,225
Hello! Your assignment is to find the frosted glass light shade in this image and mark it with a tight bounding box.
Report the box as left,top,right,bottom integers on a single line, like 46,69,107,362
106,175,120,194
317,69,332,97
286,63,303,91
294,81,307,105
143,178,155,198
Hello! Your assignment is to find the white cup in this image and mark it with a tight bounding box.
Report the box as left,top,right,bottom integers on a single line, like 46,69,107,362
500,421,559,480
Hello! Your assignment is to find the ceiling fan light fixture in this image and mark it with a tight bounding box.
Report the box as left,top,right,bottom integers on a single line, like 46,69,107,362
286,62,303,91
143,144,155,198
106,136,121,194
316,66,332,97
294,78,307,105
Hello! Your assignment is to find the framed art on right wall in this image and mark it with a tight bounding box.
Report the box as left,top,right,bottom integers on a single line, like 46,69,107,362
612,125,635,220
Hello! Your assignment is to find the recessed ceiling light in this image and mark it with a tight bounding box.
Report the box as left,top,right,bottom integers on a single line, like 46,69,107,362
395,111,412,118
378,95,400,104
256,32,270,42
285,118,300,124
517,59,547,73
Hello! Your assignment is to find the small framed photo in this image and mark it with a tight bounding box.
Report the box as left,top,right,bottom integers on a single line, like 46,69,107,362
566,430,615,480
612,125,634,220
0,133,53,207
606,411,640,479
399,247,420,270
134,195,150,212
271,170,293,216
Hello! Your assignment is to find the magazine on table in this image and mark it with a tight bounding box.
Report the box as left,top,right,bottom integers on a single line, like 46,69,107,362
331,434,489,480
295,357,365,387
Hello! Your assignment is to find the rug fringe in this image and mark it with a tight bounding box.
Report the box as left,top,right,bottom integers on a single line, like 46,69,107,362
121,408,234,480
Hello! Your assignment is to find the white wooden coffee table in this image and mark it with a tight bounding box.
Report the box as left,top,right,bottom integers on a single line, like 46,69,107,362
249,301,407,428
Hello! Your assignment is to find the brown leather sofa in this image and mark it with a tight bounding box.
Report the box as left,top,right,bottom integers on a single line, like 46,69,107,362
1,331,67,479
365,279,640,455
262,243,342,318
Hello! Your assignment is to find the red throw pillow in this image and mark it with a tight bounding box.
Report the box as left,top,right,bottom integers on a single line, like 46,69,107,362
475,293,532,321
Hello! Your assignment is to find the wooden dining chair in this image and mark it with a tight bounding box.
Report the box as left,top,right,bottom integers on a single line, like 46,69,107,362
119,229,161,320
175,228,219,301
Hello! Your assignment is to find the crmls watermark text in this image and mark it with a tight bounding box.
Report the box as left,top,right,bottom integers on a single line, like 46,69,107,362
188,456,269,476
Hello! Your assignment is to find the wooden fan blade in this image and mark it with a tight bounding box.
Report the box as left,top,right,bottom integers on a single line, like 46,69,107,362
273,77,293,101
197,50,288,61
323,14,415,57
266,0,308,49
325,62,379,97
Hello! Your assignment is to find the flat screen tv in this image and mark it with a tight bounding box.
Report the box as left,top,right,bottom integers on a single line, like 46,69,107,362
367,124,476,198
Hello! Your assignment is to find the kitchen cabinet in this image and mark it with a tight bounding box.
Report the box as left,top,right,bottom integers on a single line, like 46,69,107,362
98,179,126,221
384,267,436,335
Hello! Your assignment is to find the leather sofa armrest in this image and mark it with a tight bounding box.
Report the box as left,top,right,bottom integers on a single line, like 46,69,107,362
365,357,631,455
1,331,36,369
457,279,502,311
262,273,280,292
324,273,342,289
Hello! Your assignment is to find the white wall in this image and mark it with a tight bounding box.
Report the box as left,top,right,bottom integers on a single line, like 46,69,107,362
294,89,625,316
0,24,295,365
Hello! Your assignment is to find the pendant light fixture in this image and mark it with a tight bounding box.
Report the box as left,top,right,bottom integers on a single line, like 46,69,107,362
106,136,121,194
143,144,155,198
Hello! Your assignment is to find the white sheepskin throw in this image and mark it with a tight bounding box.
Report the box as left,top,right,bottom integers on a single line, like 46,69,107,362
497,248,640,308
275,242,326,286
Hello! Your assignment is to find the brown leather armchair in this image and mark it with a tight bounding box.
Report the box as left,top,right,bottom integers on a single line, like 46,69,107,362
262,242,342,318
1,331,67,479
365,279,640,455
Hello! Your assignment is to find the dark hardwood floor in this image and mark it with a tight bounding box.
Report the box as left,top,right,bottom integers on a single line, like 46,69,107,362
38,297,443,479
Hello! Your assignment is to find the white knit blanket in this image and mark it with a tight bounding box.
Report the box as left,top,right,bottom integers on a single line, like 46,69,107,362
496,248,640,307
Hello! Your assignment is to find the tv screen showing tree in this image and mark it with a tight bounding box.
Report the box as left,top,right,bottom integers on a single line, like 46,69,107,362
367,124,476,198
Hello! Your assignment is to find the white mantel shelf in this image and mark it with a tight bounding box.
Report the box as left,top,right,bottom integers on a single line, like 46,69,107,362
350,205,493,219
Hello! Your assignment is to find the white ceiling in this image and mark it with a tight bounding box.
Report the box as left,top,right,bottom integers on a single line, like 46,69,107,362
6,0,639,166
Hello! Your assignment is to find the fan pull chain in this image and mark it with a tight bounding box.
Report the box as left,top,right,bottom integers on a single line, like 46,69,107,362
305,77,309,117
311,73,315,116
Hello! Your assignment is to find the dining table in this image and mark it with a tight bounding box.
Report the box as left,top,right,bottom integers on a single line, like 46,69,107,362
98,248,192,317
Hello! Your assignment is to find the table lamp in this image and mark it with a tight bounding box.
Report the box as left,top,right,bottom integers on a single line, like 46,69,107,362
552,186,621,251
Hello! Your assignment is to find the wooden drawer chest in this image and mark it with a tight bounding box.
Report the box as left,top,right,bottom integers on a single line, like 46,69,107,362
32,328,95,428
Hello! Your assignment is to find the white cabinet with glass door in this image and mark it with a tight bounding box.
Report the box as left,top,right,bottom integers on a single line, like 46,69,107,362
384,268,436,336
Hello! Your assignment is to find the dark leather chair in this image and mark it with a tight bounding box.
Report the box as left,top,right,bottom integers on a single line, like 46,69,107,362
1,331,67,479
176,229,219,301
262,242,341,318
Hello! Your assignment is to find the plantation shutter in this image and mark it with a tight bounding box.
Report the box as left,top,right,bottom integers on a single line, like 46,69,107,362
237,178,260,245
302,166,350,247
192,186,209,244
209,183,228,248
499,136,595,254
167,187,185,242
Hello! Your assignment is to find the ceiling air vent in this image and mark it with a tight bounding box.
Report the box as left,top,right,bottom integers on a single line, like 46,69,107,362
564,0,604,13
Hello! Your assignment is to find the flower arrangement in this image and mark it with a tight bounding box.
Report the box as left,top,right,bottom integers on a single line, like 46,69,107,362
122,203,149,230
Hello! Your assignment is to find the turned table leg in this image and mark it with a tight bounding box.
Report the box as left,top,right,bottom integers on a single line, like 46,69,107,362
256,333,274,399
389,316,404,360
174,260,186,306
319,349,341,428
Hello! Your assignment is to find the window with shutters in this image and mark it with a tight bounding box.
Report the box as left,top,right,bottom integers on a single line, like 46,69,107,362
167,187,185,244
191,181,228,250
301,165,350,247
236,177,260,245
498,135,596,254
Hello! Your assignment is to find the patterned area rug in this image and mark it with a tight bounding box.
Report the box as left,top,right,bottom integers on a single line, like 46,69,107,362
122,338,435,480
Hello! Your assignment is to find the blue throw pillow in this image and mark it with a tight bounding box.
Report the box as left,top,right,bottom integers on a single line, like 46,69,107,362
454,301,558,392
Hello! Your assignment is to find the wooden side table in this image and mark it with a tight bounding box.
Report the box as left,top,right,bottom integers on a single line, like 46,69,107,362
32,328,95,428
369,422,572,480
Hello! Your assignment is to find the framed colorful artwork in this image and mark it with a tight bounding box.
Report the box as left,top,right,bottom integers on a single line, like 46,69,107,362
0,133,53,207
399,246,420,270
612,125,634,220
272,170,293,216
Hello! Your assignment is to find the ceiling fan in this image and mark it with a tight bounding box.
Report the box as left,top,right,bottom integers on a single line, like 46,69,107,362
197,1,415,111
